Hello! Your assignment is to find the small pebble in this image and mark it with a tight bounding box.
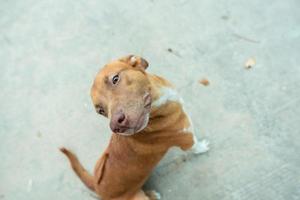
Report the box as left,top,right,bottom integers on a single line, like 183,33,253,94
245,57,256,69
199,79,210,86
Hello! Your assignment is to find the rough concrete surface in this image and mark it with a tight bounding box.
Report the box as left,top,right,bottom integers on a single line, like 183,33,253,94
1,0,300,199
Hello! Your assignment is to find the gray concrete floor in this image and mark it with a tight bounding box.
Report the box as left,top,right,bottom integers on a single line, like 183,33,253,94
1,0,300,199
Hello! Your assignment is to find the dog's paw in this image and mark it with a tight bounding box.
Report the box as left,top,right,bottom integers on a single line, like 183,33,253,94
145,190,161,200
191,139,210,154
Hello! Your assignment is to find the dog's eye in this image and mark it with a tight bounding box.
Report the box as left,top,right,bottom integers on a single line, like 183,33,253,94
97,106,105,115
112,75,119,85
99,108,105,115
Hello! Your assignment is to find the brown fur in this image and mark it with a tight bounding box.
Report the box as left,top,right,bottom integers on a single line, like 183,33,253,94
61,55,194,200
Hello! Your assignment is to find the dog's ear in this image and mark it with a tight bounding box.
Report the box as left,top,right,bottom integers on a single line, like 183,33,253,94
119,55,149,70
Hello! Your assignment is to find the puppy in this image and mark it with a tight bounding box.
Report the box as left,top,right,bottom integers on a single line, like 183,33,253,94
61,55,209,200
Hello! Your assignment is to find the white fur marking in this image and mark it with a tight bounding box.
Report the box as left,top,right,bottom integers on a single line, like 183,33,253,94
153,87,195,134
153,87,209,154
130,56,137,64
146,190,161,200
180,96,210,154
191,139,210,154
152,191,161,199
152,87,182,107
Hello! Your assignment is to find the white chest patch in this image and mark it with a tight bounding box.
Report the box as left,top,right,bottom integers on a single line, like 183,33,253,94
152,87,183,108
152,87,192,132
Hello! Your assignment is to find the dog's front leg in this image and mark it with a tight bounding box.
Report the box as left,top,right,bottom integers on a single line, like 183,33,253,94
175,132,209,154
181,114,210,154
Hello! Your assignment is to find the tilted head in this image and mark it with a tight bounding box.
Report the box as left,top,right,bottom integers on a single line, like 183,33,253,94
91,55,152,136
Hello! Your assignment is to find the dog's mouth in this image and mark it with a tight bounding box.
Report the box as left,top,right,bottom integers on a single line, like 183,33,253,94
115,105,151,136
134,112,150,133
112,92,151,136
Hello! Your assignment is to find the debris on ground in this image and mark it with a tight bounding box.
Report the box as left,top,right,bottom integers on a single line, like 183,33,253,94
245,57,256,69
167,48,173,52
199,78,210,86
221,15,229,20
166,48,181,57
37,131,42,138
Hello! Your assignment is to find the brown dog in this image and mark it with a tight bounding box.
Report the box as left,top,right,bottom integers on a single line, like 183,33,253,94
60,55,209,200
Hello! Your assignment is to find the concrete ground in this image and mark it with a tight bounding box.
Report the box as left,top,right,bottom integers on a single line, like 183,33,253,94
1,0,300,199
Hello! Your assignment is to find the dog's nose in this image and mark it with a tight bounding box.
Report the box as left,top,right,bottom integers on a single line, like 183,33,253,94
110,111,128,133
117,113,126,124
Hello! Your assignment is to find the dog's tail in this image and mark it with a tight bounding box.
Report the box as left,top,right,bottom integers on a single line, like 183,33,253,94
60,147,95,191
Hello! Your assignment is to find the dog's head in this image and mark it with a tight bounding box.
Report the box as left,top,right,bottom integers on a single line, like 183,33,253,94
91,55,152,136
